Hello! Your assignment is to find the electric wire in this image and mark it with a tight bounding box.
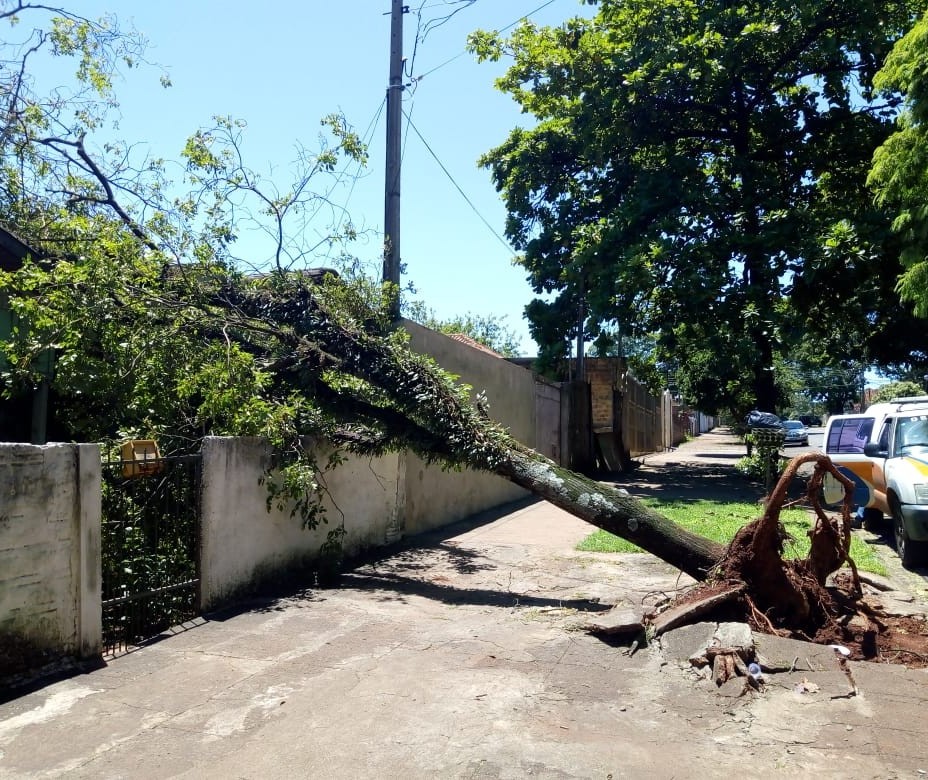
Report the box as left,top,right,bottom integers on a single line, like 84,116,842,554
402,107,514,255
406,0,477,83
412,0,560,82
352,0,565,264
395,0,566,255
323,95,388,261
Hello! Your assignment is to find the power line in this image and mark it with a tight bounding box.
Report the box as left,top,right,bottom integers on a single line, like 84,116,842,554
394,0,567,256
497,0,560,33
402,107,514,256
323,96,388,261
412,0,561,82
406,0,477,83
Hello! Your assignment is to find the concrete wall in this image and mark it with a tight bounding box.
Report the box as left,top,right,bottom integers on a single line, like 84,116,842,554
199,437,401,610
199,325,556,603
0,443,101,660
0,325,580,661
401,320,533,535
533,378,564,464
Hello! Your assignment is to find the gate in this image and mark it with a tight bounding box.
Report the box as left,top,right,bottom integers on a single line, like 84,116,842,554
101,452,202,653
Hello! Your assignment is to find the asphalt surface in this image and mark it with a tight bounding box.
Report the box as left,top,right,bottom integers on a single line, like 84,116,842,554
2,428,928,779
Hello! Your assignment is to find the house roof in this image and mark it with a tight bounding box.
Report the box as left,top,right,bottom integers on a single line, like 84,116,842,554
0,226,38,272
446,333,503,358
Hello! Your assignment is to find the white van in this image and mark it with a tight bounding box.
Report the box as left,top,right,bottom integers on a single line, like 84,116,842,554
823,396,928,567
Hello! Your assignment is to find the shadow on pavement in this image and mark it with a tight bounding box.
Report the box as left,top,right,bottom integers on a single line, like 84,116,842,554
338,566,611,613
606,460,766,503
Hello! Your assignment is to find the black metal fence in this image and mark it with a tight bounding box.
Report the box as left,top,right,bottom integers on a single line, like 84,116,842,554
101,453,201,654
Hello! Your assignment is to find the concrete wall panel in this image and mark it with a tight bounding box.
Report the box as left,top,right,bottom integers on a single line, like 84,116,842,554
401,320,532,534
0,443,98,658
199,437,400,610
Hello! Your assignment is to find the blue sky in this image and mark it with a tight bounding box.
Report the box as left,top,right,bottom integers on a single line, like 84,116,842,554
55,0,590,355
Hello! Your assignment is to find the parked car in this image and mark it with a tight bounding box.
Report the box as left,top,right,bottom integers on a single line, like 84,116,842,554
781,419,808,446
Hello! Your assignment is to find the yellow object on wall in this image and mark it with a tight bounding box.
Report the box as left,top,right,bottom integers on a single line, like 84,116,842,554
120,439,163,478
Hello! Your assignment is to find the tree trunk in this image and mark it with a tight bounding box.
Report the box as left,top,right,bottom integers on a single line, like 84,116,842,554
494,446,724,581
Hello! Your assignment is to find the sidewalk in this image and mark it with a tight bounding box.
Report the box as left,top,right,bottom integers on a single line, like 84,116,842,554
1,430,927,778
610,426,765,502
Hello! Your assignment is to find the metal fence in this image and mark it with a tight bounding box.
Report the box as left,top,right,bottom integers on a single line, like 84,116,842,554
100,453,201,654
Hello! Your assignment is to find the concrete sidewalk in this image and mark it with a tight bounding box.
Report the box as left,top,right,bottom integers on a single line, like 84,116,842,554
2,432,928,778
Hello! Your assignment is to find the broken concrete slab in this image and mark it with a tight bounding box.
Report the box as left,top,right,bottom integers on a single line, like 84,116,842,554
658,621,718,662
879,594,928,618
649,584,745,636
710,622,754,653
659,621,756,665
753,632,848,673
856,571,897,592
583,605,644,636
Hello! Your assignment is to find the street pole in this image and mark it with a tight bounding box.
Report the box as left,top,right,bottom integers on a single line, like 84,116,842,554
576,279,586,382
383,0,405,319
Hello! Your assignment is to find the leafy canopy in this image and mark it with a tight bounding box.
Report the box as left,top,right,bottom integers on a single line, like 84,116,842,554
0,3,510,492
471,0,927,416
870,10,928,317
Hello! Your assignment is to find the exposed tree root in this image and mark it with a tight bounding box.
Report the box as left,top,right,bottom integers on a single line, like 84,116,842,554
643,453,928,662
708,453,855,635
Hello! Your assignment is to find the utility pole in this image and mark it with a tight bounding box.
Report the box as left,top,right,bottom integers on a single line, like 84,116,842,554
576,281,586,382
382,1,408,542
383,0,405,319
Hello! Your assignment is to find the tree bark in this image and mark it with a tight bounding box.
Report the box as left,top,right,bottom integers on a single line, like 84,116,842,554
494,446,724,581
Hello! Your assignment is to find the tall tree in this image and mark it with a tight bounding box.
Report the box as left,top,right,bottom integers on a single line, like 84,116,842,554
471,0,926,416
870,10,928,319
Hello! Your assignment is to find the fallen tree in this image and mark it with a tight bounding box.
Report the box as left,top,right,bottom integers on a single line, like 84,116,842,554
230,281,868,633
0,2,921,662
7,238,925,660
223,280,727,580
0,259,843,596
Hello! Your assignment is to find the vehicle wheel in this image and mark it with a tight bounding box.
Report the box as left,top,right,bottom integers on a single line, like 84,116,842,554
862,507,883,532
892,503,927,569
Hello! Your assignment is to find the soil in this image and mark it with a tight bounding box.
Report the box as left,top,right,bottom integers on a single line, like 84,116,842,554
605,432,928,668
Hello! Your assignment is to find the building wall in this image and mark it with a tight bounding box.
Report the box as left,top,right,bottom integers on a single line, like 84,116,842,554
401,320,532,535
5,327,664,665
577,357,665,457
585,358,622,430
533,378,563,463
199,437,401,610
0,443,100,659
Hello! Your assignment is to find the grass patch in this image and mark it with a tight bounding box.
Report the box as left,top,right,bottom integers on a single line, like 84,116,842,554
576,498,888,576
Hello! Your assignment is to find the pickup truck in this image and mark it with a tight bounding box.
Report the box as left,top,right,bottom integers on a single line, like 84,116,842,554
823,396,928,568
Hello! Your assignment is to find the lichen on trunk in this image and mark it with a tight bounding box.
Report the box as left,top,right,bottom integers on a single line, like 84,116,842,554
494,446,724,581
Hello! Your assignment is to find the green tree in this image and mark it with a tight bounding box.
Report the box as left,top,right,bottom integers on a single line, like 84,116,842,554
471,0,925,419
868,379,926,405
870,11,928,318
